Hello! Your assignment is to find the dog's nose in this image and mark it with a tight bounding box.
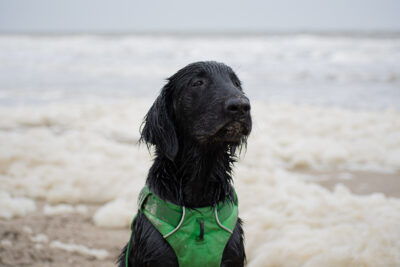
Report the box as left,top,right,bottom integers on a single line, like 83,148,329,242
225,97,251,116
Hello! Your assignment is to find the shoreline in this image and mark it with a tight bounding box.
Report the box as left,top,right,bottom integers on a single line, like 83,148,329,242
295,170,400,198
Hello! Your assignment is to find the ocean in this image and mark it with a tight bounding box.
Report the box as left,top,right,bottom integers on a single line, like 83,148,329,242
0,33,399,109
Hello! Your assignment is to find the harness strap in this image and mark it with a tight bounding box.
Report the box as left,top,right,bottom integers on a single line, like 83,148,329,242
163,206,186,238
125,214,136,267
141,186,238,229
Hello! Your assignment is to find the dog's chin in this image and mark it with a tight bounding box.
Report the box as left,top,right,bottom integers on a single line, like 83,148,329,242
210,121,250,144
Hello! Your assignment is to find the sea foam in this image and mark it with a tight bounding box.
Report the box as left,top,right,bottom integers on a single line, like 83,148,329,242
0,99,399,266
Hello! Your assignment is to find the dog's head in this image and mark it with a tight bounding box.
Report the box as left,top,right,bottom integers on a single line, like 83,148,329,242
140,61,252,160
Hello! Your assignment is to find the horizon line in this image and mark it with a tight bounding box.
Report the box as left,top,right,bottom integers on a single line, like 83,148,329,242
1,29,400,37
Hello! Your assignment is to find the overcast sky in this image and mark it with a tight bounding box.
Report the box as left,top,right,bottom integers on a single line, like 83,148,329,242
0,0,399,33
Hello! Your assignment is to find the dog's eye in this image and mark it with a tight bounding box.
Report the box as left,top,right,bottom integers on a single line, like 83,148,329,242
192,80,204,87
233,80,241,88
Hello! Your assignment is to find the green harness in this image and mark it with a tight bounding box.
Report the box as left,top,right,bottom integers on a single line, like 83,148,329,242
126,186,238,267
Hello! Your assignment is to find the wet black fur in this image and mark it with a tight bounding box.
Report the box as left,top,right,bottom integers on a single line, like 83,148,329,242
119,61,251,267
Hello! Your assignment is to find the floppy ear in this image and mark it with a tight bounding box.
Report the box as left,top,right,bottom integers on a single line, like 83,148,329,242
140,87,178,161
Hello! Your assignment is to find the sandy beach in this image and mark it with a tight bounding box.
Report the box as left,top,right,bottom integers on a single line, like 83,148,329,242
1,167,399,267
0,201,128,267
1,169,399,267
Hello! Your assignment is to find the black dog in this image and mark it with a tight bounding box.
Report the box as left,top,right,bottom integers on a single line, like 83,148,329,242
119,61,251,267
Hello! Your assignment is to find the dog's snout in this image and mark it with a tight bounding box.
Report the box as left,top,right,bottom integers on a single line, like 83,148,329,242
225,97,251,116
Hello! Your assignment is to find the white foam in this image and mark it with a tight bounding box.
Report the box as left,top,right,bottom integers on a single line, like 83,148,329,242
43,204,88,216
1,99,400,265
50,240,109,260
30,233,49,243
250,103,400,172
0,191,36,219
235,169,400,266
93,199,137,228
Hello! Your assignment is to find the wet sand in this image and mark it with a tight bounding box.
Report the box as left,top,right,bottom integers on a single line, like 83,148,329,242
1,171,399,266
0,201,129,267
295,170,400,198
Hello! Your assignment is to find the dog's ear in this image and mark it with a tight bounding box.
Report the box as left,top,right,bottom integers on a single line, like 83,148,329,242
140,87,178,161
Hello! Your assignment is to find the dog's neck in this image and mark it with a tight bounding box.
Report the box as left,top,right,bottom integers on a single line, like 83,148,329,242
146,142,236,208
